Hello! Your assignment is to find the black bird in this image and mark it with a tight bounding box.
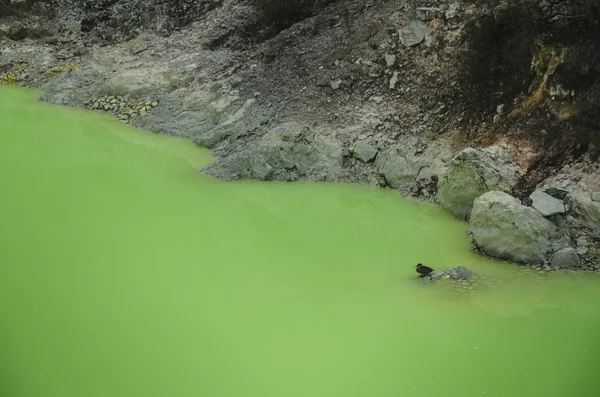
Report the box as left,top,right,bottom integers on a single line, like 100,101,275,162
416,263,433,277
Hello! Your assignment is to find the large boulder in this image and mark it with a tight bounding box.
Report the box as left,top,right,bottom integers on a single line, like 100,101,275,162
568,192,600,238
375,148,446,192
436,147,522,220
470,191,559,265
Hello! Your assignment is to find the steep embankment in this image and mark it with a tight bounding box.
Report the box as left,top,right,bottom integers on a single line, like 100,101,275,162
1,0,599,268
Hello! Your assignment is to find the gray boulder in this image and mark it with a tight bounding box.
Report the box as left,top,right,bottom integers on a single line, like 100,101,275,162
375,148,446,192
398,20,428,47
568,192,600,237
436,147,522,220
470,191,559,265
530,190,566,216
352,141,378,163
551,247,580,268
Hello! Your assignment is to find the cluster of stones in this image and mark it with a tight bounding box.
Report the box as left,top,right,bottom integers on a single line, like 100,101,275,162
435,146,600,270
84,95,159,122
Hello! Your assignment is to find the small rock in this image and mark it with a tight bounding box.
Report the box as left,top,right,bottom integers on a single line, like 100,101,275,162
130,42,149,55
398,20,428,47
352,141,378,163
230,76,243,87
370,96,383,104
384,53,396,67
330,78,342,90
316,75,329,87
389,71,399,90
493,114,501,123
551,247,580,269
530,190,566,216
592,192,600,202
496,104,505,115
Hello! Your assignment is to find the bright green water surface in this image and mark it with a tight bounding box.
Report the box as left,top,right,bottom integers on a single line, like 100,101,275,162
1,87,600,397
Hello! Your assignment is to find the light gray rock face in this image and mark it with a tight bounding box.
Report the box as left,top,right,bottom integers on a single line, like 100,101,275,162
203,122,344,182
398,20,428,47
592,192,600,202
551,247,580,268
530,190,566,216
436,147,522,220
470,191,559,265
352,141,378,163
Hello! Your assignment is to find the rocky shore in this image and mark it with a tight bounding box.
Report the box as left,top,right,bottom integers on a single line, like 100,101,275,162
1,0,598,269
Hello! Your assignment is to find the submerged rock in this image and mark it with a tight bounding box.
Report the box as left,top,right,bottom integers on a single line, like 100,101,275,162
423,266,473,283
469,191,558,265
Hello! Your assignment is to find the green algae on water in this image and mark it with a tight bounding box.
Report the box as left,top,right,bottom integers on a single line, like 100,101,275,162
1,86,600,397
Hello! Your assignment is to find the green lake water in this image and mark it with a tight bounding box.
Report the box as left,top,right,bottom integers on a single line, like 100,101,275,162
1,87,600,397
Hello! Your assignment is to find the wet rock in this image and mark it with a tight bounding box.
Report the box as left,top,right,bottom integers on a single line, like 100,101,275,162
398,20,428,47
551,247,580,268
436,147,522,220
530,190,566,216
352,141,378,163
424,266,473,283
470,191,559,265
